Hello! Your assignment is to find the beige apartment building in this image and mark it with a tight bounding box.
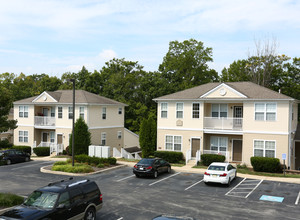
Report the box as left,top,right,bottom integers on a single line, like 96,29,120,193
13,90,139,155
154,82,299,169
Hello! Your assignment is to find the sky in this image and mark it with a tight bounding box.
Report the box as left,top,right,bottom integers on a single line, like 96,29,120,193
0,0,299,77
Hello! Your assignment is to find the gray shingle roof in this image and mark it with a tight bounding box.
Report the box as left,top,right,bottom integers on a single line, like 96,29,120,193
153,82,295,101
14,90,127,106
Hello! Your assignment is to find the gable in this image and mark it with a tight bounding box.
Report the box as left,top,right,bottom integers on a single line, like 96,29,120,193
32,91,58,103
200,83,247,99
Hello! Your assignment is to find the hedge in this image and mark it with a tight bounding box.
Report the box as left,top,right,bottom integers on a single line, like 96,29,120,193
13,146,32,155
201,154,226,166
0,139,13,149
74,154,117,165
33,147,50,156
153,151,184,163
250,156,282,173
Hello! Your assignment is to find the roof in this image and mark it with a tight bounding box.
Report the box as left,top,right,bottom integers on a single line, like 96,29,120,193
153,82,295,101
14,90,127,106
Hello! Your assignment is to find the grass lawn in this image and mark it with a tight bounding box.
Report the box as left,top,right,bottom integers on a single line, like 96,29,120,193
0,193,24,208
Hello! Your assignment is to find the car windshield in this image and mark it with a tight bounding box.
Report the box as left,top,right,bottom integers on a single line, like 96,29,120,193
208,165,225,171
138,159,154,165
24,191,59,209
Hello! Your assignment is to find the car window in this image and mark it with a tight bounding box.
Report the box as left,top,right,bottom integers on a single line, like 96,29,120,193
69,188,83,203
160,159,166,165
24,191,59,209
15,151,23,155
208,166,225,171
138,159,154,165
57,192,70,207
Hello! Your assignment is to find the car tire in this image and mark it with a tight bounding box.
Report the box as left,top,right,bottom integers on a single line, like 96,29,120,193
153,171,158,178
234,171,237,179
227,178,231,187
6,159,11,165
167,166,171,173
25,157,30,162
84,207,96,220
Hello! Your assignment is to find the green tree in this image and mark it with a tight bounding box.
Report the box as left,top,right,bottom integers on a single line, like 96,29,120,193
69,117,91,155
159,39,219,93
0,86,17,132
139,115,157,158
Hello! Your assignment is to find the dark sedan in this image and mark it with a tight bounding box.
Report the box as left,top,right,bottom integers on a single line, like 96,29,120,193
0,149,30,165
133,158,171,178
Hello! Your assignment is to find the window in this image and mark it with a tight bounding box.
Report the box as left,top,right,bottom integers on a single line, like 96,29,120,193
101,132,106,146
102,107,106,120
19,106,28,118
165,135,182,151
176,103,183,118
255,103,276,121
80,107,84,119
210,136,228,152
161,103,168,118
51,107,55,117
19,131,28,143
254,140,275,158
192,103,200,119
68,107,73,119
50,132,55,143
212,104,227,118
118,107,122,115
117,131,122,139
58,107,63,119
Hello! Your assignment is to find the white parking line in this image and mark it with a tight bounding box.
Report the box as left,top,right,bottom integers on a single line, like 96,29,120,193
149,172,181,186
185,179,204,191
245,179,263,198
11,161,52,170
295,191,300,205
117,174,135,182
225,178,247,196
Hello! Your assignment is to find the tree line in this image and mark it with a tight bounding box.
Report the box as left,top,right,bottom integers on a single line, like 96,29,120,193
0,39,299,136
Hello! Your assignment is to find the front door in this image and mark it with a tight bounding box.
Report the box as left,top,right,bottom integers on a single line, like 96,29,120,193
42,132,48,142
232,140,242,162
233,106,243,128
191,138,200,157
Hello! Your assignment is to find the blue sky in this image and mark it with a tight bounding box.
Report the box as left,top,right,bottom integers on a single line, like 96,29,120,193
0,0,299,77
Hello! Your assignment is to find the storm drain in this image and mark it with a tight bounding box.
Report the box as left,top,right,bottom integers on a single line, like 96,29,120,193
225,178,263,198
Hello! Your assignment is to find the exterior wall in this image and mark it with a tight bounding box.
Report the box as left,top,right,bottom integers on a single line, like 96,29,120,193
88,105,124,128
14,105,35,126
13,126,35,147
124,128,140,148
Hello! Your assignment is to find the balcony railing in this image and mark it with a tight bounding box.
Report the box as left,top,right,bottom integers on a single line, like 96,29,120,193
204,117,243,130
34,116,56,127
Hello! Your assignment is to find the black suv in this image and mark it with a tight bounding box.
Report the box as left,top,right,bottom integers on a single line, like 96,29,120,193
0,178,103,220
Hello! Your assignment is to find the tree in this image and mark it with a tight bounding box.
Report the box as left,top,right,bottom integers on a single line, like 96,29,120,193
69,117,91,155
139,114,157,158
0,86,17,133
159,39,219,93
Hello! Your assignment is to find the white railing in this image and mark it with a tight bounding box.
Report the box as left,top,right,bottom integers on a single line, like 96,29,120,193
204,117,243,130
186,149,191,164
36,142,64,156
34,116,55,126
117,148,142,160
196,150,201,165
203,150,229,161
113,147,121,158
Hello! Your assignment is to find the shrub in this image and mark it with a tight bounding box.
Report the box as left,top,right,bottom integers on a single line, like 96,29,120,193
74,154,117,165
153,151,184,163
250,157,282,173
53,161,68,166
0,193,24,207
201,154,225,166
52,163,94,173
33,147,50,156
13,146,32,155
97,163,105,168
0,139,13,149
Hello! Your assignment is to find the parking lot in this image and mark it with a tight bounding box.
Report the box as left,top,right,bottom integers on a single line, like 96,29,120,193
1,161,300,219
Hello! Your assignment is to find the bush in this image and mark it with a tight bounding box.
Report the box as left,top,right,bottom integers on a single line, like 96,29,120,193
97,163,105,168
74,154,117,165
13,146,32,155
52,163,94,173
153,151,184,163
250,157,282,173
0,193,24,207
201,154,226,166
53,161,68,166
33,147,50,156
0,139,13,149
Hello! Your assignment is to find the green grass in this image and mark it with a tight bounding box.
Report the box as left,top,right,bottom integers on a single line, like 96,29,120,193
51,163,94,173
171,163,185,167
0,193,24,207
237,168,300,178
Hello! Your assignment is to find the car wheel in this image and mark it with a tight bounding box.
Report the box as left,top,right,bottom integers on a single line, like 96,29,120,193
234,171,237,179
6,159,11,165
25,157,30,162
84,207,96,220
153,171,158,178
227,178,231,187
167,166,171,173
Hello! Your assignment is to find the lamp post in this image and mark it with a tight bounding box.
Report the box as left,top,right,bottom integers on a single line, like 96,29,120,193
68,79,75,167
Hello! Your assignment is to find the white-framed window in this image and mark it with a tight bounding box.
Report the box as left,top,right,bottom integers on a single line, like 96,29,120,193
255,103,276,121
50,131,55,143
68,107,73,119
212,104,227,118
118,107,122,115
165,135,182,151
210,136,228,152
19,130,28,143
51,107,55,117
254,140,276,158
58,107,63,119
176,103,184,119
19,106,28,118
102,107,106,120
117,131,122,139
80,107,84,119
192,103,200,119
161,103,168,118
101,132,106,146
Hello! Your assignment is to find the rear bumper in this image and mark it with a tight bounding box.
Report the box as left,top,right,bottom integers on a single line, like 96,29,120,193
203,176,229,184
133,169,154,176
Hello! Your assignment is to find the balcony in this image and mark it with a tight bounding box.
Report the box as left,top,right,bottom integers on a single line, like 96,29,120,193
204,117,243,131
34,116,55,127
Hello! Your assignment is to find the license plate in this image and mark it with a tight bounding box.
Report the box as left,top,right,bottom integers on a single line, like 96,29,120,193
139,168,144,170
212,174,217,177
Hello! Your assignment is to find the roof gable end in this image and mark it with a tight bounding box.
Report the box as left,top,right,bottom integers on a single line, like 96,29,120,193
200,83,247,99
32,91,58,103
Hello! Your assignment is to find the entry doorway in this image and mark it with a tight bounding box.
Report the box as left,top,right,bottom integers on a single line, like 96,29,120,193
191,138,201,158
295,142,300,170
233,106,243,128
232,139,242,162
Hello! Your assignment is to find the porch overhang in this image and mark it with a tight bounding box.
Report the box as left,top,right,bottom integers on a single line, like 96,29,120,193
204,129,243,135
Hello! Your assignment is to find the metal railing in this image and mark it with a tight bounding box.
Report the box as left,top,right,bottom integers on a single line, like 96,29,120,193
204,117,243,130
34,116,55,126
35,141,64,156
186,149,191,164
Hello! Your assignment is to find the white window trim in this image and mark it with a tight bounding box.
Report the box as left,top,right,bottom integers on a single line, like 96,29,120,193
80,106,85,119
254,102,277,121
160,102,168,118
253,139,276,158
192,102,200,119
165,135,182,152
118,107,122,115
102,107,107,120
19,130,28,143
58,106,63,119
101,132,106,146
176,102,184,119
117,131,122,139
68,106,73,119
19,105,29,118
211,104,228,118
210,136,228,152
